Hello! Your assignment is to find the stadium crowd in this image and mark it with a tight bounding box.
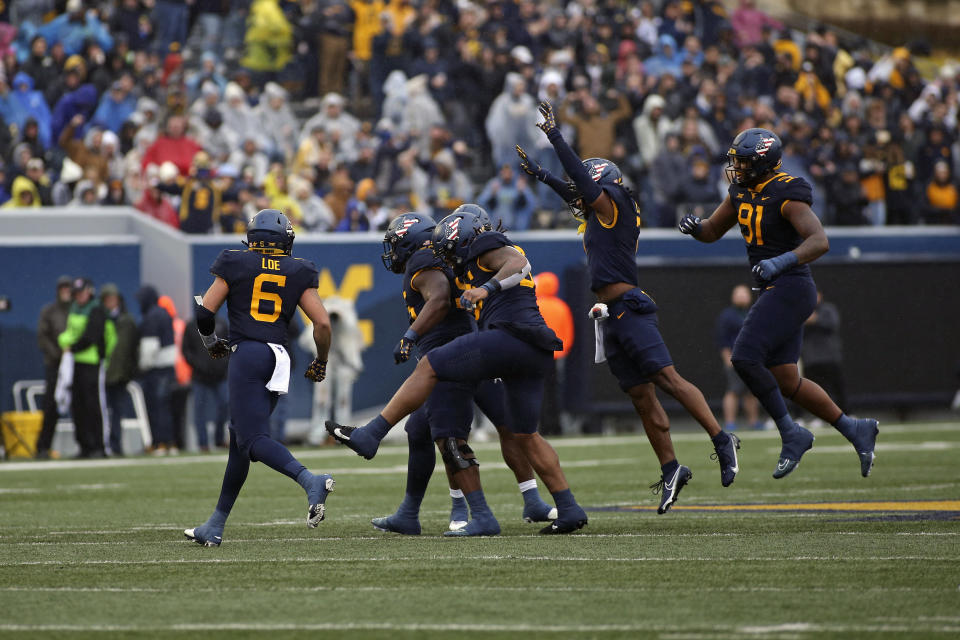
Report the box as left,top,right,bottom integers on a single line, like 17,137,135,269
1,0,959,230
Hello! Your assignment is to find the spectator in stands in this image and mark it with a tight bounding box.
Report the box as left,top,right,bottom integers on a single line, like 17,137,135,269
292,174,335,231
715,284,762,432
10,73,53,150
58,277,110,459
142,114,202,177
151,0,189,54
25,158,54,206
171,152,223,234
560,90,632,161
802,290,847,416
91,79,137,134
829,162,869,225
58,114,110,186
241,0,294,73
410,148,471,219
922,160,959,225
485,73,539,171
35,276,73,460
678,152,722,223
256,82,299,161
3,176,41,209
101,284,138,457
633,94,672,171
37,0,113,57
194,108,236,164
731,0,782,48
650,132,687,227
136,285,177,455
477,164,536,231
182,309,230,452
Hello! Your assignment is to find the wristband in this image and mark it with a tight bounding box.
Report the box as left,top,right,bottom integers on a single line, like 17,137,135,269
481,279,501,295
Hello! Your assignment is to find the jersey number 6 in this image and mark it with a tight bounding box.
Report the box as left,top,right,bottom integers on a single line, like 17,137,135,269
250,273,287,322
737,203,765,246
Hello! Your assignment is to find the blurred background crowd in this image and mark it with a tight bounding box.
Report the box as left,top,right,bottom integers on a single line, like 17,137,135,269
1,0,959,232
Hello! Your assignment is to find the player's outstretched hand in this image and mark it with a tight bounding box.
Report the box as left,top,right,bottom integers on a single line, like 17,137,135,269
304,358,327,382
536,101,557,134
206,338,229,359
678,214,701,236
516,145,543,179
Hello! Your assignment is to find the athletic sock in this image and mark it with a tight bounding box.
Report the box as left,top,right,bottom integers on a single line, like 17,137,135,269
550,488,577,510
449,488,465,499
774,414,798,437
365,414,392,441
249,437,305,480
519,480,544,507
465,489,493,518
661,459,680,478
394,493,422,520
711,431,731,447
214,435,250,515
831,413,858,440
205,508,228,531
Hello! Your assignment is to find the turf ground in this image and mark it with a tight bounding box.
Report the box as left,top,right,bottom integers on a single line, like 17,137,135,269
1,421,958,639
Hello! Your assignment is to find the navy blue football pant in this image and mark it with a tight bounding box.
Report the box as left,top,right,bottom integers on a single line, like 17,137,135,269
428,329,553,434
731,274,817,420
227,341,282,458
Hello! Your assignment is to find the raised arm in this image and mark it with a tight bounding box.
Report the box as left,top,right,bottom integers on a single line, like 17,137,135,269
300,288,332,381
535,102,617,224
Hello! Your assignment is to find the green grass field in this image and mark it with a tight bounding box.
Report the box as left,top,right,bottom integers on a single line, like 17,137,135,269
1,421,958,639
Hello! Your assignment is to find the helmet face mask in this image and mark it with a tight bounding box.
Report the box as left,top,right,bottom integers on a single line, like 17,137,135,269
566,158,622,221
725,128,782,187
246,209,295,254
381,213,436,274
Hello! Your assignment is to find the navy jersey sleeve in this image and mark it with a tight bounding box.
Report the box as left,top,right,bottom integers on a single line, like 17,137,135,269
295,258,320,290
776,176,813,206
210,250,239,283
466,231,512,262
406,248,444,278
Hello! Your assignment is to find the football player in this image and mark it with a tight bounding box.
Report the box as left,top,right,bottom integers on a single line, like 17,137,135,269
518,101,741,515
678,128,879,478
372,213,556,535
184,209,335,547
328,207,589,535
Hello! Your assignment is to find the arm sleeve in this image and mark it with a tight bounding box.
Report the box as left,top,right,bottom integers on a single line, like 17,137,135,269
545,128,603,204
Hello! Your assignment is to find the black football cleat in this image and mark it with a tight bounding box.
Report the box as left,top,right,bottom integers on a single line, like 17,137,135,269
324,420,378,459
650,465,692,514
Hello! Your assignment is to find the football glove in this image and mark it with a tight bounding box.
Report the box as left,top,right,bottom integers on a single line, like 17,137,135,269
752,252,799,282
206,338,230,359
304,358,327,382
678,214,702,236
516,145,544,180
536,101,557,134
393,328,419,364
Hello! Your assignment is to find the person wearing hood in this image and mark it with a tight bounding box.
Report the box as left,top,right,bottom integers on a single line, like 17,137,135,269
58,277,114,459
136,285,178,455
633,93,674,171
36,0,114,56
299,92,361,150
90,80,138,134
484,72,539,171
10,72,53,149
51,82,98,143
644,34,684,79
2,175,41,208
0,78,30,137
255,82,299,161
25,157,54,206
59,114,110,185
101,284,139,456
221,82,266,152
35,275,74,459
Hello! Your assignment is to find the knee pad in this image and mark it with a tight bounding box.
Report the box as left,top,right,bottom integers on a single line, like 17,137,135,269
731,357,777,395
439,437,479,471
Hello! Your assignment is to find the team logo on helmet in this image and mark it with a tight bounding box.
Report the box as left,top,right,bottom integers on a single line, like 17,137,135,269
395,217,419,237
446,217,461,240
589,162,609,182
755,137,776,156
